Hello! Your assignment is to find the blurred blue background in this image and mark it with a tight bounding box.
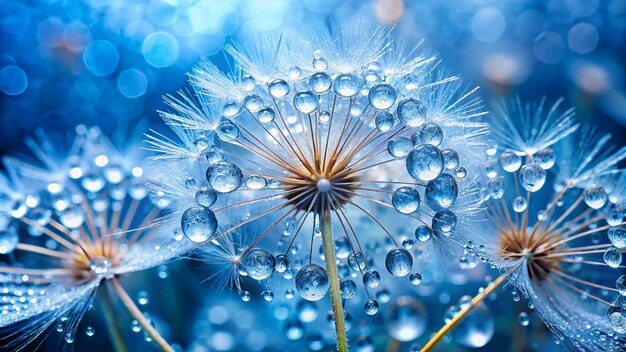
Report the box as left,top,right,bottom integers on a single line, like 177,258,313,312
1,1,625,350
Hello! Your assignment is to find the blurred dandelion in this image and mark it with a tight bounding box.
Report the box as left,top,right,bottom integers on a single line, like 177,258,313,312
149,17,488,350
0,125,189,351
422,98,626,351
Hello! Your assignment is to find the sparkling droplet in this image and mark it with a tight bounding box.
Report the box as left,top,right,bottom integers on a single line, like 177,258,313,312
319,111,331,123
348,252,366,271
512,196,527,213
442,149,460,170
385,248,413,277
241,248,275,280
86,326,95,337
223,101,241,117
375,111,395,132
535,148,555,169
604,247,622,268
295,264,329,301
385,296,426,341
262,290,274,301
609,227,626,249
257,107,276,123
518,312,530,326
294,91,318,113
392,187,420,214
397,98,426,127
269,79,290,98
240,291,251,302
499,151,522,172
409,273,422,285
369,84,396,110
216,121,239,141
206,161,243,193
520,164,546,192
415,225,432,242
181,206,217,242
418,122,444,146
309,72,331,93
246,175,267,189
275,254,289,273
333,73,360,97
425,174,459,210
363,269,381,288
195,188,217,207
407,144,444,181
364,299,379,315
584,185,607,209
432,210,457,233
454,166,467,178
89,256,112,275
616,275,626,295
388,137,413,158
608,305,626,333
243,94,263,112
340,279,357,299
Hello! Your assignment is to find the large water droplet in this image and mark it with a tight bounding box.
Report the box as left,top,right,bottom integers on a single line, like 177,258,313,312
407,144,444,181
364,299,379,315
397,99,426,127
181,206,217,242
206,161,243,193
369,84,396,110
609,227,626,249
375,111,395,132
294,91,318,114
452,301,494,348
388,137,413,158
604,247,622,268
195,188,217,207
333,74,360,97
241,248,275,280
616,275,626,295
392,187,420,214
415,225,432,242
216,121,239,141
425,174,458,210
520,164,546,192
499,151,521,172
584,185,607,209
432,210,457,233
269,79,290,98
385,296,426,341
418,122,444,146
295,264,329,301
309,72,331,94
340,279,356,299
223,101,241,117
275,254,289,273
363,269,381,288
243,94,263,112
535,148,555,169
257,107,276,123
385,248,413,277
608,305,626,333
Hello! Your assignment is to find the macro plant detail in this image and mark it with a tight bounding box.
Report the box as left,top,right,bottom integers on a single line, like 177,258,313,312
149,19,488,351
0,126,188,351
421,99,626,351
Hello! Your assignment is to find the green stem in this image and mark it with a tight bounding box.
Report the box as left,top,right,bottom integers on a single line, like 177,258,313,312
101,282,129,352
321,207,349,352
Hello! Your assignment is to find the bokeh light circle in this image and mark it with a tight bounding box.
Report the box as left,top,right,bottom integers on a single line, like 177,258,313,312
83,40,119,76
142,31,179,68
117,69,148,98
0,66,28,95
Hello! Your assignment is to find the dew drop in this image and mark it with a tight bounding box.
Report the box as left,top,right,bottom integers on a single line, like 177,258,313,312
425,174,459,210
608,227,626,249
216,121,239,141
512,196,527,213
392,187,420,214
432,210,457,233
257,107,276,123
363,269,381,288
241,248,275,280
375,111,395,132
518,312,530,326
206,161,243,193
269,79,290,98
418,122,444,146
181,206,217,243
397,98,426,127
603,247,622,268
195,188,217,207
89,256,112,275
499,151,521,172
584,185,607,209
385,248,413,277
364,299,379,315
410,272,422,285
294,91,318,113
369,84,396,110
616,275,626,295
407,144,444,181
535,148,555,169
333,73,360,97
295,264,329,301
246,175,267,189
415,225,432,242
223,101,241,117
275,254,289,273
86,326,95,337
520,164,546,192
388,137,413,158
309,72,331,93
243,94,263,112
340,279,357,299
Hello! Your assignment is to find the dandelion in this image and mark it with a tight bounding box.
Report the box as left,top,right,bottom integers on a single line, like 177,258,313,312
0,125,188,351
422,99,626,351
150,17,487,351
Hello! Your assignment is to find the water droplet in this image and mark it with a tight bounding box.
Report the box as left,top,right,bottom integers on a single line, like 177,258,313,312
418,122,444,146
608,305,626,333
604,247,622,268
348,252,366,271
363,269,381,288
181,206,217,243
520,164,546,192
616,275,626,295
269,79,290,98
499,151,521,172
262,290,274,301
407,144,444,181
609,227,626,249
452,302,494,348
385,296,426,341
241,248,275,280
432,210,457,233
275,254,289,273
392,187,420,214
240,291,251,302
309,72,331,93
257,107,276,123
295,264,329,301
535,148,555,169
340,279,357,299
388,137,413,158
206,161,243,193
402,239,414,249
312,57,328,71
410,273,422,285
319,111,331,123
375,111,395,132
518,312,530,326
195,188,217,207
415,225,432,242
584,185,607,209
294,91,318,113
454,166,467,178
86,326,95,337
425,174,459,210
369,84,396,110
397,98,426,127
364,299,379,315
216,121,239,142
385,248,413,277
243,94,263,112
223,101,241,117
60,207,86,229
333,74,360,97
245,175,267,189
512,196,527,213
89,256,112,275
0,227,18,254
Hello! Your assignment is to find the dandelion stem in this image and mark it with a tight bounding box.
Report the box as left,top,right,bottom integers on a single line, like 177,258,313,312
110,277,175,352
321,206,349,352
421,272,508,352
101,282,128,352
